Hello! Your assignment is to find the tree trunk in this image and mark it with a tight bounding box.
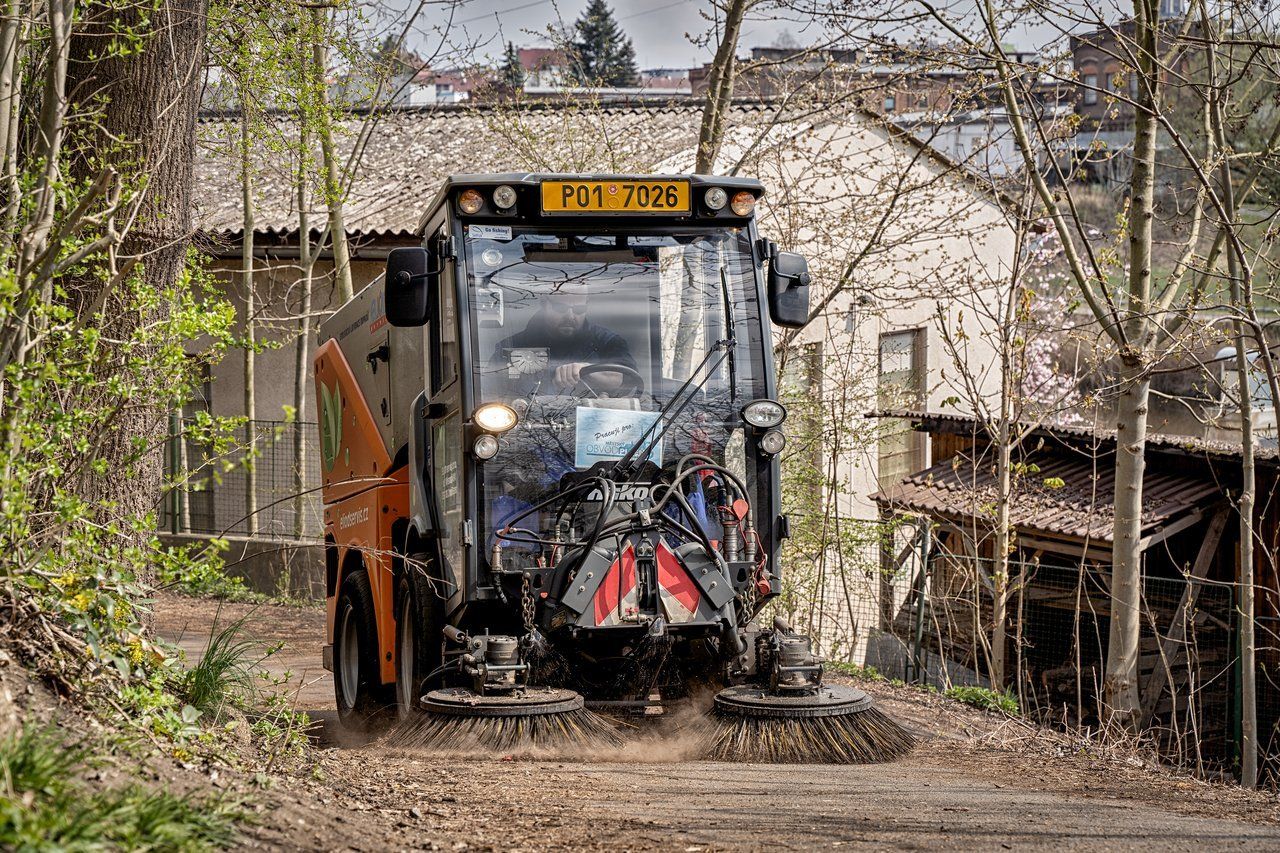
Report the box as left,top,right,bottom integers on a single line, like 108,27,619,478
64,0,209,535
1105,361,1150,727
240,105,258,537
293,120,314,539
1103,0,1159,731
695,0,750,174
312,7,353,303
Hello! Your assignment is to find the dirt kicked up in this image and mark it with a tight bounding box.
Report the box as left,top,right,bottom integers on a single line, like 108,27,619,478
156,593,1280,851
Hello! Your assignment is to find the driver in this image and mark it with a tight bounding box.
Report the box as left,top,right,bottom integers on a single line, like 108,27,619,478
491,285,636,394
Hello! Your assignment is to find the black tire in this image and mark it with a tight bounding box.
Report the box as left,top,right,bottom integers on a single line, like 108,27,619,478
334,570,389,731
395,554,444,722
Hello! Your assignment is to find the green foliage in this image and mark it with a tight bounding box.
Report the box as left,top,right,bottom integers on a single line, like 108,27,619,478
570,0,639,87
499,41,525,91
175,619,265,720
944,685,1020,715
0,726,240,850
156,544,247,599
826,660,887,681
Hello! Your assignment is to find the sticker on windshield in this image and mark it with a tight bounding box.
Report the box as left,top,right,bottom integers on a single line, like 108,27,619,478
575,406,662,469
469,224,512,240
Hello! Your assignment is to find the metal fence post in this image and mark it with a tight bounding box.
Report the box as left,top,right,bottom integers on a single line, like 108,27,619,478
168,410,180,536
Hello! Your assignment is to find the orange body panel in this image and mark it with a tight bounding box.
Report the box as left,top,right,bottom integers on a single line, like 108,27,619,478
316,337,411,687
314,339,394,503
324,471,410,686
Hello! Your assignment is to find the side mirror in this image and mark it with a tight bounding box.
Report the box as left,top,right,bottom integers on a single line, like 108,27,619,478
768,251,811,329
386,247,432,327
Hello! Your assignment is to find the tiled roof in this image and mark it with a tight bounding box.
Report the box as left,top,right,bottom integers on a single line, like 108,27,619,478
193,102,776,237
872,450,1223,543
870,409,1275,462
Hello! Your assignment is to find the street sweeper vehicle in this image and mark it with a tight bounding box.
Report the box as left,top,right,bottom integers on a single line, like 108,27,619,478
314,173,913,762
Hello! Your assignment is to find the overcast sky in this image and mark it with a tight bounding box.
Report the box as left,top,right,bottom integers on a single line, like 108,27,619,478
409,0,1072,72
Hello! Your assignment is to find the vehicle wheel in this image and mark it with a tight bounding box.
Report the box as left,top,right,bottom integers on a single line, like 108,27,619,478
395,555,444,722
334,570,389,731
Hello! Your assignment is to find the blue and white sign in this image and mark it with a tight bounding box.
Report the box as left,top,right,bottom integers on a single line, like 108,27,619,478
574,406,662,468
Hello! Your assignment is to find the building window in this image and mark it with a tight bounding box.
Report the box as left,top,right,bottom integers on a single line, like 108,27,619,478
883,94,895,113
1082,73,1098,105
877,329,926,486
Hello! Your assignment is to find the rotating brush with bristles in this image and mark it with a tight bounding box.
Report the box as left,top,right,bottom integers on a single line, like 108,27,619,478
705,684,915,764
392,686,622,753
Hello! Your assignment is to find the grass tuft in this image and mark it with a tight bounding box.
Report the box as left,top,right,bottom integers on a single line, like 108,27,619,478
0,725,240,850
944,685,1019,716
176,617,265,720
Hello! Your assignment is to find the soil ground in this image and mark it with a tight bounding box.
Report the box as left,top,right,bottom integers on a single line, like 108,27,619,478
155,592,1280,851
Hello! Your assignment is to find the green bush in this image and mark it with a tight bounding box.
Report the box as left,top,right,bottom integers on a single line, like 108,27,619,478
0,726,239,850
944,685,1019,715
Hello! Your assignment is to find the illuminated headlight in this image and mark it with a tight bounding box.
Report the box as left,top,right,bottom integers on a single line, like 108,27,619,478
473,434,499,460
458,188,484,215
473,402,518,434
492,184,517,209
730,191,756,216
759,430,786,455
742,399,787,429
704,187,728,211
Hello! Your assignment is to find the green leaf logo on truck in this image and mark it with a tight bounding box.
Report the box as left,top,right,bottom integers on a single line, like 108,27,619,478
320,381,343,472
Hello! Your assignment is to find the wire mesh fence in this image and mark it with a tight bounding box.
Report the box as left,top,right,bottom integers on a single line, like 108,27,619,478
160,418,323,541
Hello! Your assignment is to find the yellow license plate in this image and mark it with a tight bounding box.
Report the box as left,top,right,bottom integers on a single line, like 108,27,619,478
541,180,690,215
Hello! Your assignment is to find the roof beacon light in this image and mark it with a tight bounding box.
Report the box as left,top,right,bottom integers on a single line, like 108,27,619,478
493,184,517,209
730,190,757,216
458,188,484,215
742,399,786,429
704,187,728,211
474,402,518,434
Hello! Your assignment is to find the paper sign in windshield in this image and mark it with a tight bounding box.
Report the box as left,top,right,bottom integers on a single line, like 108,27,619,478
575,407,662,469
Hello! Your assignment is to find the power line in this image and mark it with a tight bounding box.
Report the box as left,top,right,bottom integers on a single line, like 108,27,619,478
620,0,688,20
454,0,556,26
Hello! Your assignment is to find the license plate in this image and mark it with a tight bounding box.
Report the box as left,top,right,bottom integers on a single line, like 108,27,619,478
541,180,690,215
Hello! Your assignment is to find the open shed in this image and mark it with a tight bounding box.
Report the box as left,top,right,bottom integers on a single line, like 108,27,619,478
871,410,1280,780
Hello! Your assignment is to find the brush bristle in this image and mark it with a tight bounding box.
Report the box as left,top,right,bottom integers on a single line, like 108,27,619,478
392,706,623,752
706,706,916,764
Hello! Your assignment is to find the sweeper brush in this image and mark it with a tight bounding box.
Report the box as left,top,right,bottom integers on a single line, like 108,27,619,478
702,622,915,764
706,684,915,764
396,687,622,753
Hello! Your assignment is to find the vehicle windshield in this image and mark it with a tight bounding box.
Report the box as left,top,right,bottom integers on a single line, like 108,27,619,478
464,224,767,562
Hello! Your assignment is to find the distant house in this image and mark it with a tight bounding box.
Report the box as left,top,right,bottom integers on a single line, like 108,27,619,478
1068,0,1190,185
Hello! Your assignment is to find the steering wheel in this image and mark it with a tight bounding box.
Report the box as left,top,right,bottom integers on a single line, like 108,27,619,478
575,362,645,398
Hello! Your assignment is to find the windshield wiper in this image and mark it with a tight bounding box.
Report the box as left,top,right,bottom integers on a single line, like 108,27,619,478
608,339,732,481
720,266,737,402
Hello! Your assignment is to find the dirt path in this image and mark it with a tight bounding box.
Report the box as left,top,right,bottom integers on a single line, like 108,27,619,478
155,593,1280,851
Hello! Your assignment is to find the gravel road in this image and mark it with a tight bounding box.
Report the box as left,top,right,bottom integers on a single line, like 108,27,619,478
155,593,1280,851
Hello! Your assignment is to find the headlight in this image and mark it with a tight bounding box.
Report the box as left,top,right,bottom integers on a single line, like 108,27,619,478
730,190,756,216
759,430,786,455
704,187,727,210
473,402,518,434
458,188,484,215
492,184,517,209
742,399,787,429
473,434,499,459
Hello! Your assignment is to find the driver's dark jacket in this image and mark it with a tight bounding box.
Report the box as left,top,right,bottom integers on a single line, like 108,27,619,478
491,317,637,381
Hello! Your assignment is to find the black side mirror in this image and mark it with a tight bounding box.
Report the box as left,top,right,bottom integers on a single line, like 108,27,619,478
386,247,432,327
768,250,811,329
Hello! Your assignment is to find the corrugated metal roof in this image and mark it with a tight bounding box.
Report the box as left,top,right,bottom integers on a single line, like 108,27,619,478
872,451,1223,543
869,409,1276,462
192,102,779,237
